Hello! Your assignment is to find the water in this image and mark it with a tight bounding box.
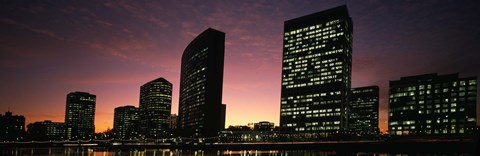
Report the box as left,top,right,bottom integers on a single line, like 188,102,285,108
0,147,475,156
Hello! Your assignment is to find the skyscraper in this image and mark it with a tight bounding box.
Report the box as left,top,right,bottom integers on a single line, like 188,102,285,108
0,111,25,141
280,5,353,137
139,77,172,139
65,92,96,140
113,105,139,140
389,73,477,136
350,86,379,135
178,28,226,137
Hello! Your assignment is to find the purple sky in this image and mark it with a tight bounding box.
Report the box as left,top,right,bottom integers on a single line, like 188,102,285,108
1,0,479,132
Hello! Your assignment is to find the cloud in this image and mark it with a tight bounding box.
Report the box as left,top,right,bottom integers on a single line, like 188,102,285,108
0,18,66,41
84,41,130,59
104,1,169,28
58,71,159,85
95,20,113,26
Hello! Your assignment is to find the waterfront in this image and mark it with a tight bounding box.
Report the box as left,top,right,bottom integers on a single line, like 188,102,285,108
1,140,478,156
0,147,477,156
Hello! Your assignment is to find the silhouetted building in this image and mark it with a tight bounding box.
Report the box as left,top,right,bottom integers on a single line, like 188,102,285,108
178,28,226,137
113,105,139,140
280,5,353,137
226,125,253,131
65,92,96,140
349,86,379,135
168,114,177,130
27,120,65,141
139,77,172,139
0,111,25,141
389,73,477,136
220,104,226,130
254,121,275,131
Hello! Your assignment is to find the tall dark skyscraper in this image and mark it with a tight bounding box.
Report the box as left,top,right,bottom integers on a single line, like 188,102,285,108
113,105,139,140
280,5,353,137
139,77,172,139
350,86,379,135
0,111,25,141
178,28,226,137
389,73,477,136
65,92,96,140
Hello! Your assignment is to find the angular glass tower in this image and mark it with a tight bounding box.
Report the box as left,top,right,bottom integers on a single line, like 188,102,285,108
350,86,379,135
65,91,96,140
139,77,172,139
113,105,139,140
280,5,353,137
389,73,477,136
178,28,225,137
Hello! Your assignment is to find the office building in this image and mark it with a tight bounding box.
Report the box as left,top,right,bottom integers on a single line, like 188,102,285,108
113,105,139,140
254,121,275,131
139,77,172,138
0,111,25,141
26,120,65,141
280,5,353,137
350,86,379,135
178,28,226,137
65,92,96,140
389,73,477,136
168,114,178,130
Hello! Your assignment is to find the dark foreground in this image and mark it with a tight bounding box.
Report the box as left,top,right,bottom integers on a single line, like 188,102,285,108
1,140,478,155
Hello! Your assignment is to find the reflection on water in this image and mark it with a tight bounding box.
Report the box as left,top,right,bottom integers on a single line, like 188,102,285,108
0,147,474,156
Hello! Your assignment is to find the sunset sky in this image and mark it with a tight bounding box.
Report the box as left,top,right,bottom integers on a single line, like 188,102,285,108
1,0,479,133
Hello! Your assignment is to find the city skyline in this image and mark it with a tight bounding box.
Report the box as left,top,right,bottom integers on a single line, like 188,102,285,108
1,1,480,133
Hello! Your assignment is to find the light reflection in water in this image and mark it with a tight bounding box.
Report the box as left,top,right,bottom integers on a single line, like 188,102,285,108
0,147,474,156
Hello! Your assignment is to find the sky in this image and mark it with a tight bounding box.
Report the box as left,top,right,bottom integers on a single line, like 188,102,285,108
1,0,479,133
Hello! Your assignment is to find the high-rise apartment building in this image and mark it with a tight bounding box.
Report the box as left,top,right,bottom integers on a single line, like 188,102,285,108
139,77,172,139
280,5,353,137
65,92,95,140
350,86,379,135
113,105,139,140
178,28,226,137
389,73,477,136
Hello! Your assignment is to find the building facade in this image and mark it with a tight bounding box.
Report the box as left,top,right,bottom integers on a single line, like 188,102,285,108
254,121,275,131
350,86,379,135
26,120,65,141
139,77,172,139
0,111,25,141
280,5,353,137
178,28,226,137
65,92,96,140
389,73,477,136
113,105,139,140
168,114,178,130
